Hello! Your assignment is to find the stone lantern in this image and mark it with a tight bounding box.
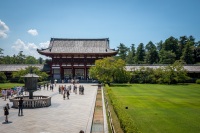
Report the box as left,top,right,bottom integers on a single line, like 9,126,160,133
22,73,39,99
10,70,51,108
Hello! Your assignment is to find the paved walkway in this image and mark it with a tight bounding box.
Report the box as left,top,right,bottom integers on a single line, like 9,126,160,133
0,83,98,133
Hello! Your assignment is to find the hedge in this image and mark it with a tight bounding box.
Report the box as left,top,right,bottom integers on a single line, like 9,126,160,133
106,85,140,133
196,79,200,84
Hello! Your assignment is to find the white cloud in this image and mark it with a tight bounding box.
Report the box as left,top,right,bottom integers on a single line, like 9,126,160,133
12,39,28,51
39,41,50,49
27,29,38,36
12,39,50,59
0,20,9,38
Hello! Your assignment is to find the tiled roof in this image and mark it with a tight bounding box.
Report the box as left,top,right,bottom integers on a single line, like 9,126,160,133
0,64,44,72
37,38,117,55
126,65,200,73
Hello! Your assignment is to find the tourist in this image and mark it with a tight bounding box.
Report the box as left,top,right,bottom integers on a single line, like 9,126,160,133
10,89,14,97
47,83,49,90
18,97,24,116
82,85,84,95
67,88,70,99
63,91,66,100
62,85,64,94
79,130,84,133
4,89,7,101
6,103,10,110
59,85,61,94
69,85,71,93
63,85,67,100
3,105,9,123
52,84,54,92
79,85,81,94
44,84,46,90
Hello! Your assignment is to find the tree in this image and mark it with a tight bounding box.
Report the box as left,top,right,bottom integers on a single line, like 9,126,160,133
0,48,4,64
113,59,131,83
135,43,145,64
3,55,14,64
162,36,179,60
156,40,163,52
89,57,114,83
178,36,188,59
16,51,26,64
117,43,129,60
194,47,200,63
89,57,130,83
159,49,176,64
38,57,43,64
126,44,136,64
0,72,7,83
145,41,159,64
163,61,190,84
12,66,48,83
25,56,38,64
181,42,195,64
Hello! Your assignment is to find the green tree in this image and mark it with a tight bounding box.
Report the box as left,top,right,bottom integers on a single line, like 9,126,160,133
0,72,7,83
0,48,4,64
181,42,195,64
162,36,179,60
25,56,38,64
89,57,114,83
113,59,131,83
194,47,200,63
178,36,188,59
145,41,159,64
117,43,129,60
162,61,190,84
38,57,43,64
12,66,48,83
135,43,145,64
126,44,136,64
156,40,163,52
89,57,130,83
159,49,176,64
16,51,26,64
3,55,14,64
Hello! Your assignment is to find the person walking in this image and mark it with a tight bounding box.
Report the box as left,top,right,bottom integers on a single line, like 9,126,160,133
18,97,24,116
67,88,70,99
4,105,9,123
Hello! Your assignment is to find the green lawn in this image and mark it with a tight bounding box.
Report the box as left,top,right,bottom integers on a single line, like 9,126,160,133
0,83,24,89
109,84,200,133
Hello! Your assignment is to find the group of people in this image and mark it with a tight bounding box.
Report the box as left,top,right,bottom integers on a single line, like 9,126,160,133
59,85,71,100
58,84,85,100
2,82,86,124
38,83,55,91
1,86,24,101
3,97,23,123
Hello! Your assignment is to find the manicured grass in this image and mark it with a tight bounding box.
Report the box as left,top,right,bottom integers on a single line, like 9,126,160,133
109,84,200,133
0,83,24,89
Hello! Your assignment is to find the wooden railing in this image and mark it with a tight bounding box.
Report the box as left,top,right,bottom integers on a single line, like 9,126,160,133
9,95,51,108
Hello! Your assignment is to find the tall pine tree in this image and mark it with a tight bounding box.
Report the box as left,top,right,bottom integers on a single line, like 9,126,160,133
135,43,145,64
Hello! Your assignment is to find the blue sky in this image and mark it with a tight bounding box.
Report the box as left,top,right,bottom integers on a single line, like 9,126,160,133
0,0,200,58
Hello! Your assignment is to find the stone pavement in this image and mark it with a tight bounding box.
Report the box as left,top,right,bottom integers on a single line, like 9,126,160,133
0,83,98,133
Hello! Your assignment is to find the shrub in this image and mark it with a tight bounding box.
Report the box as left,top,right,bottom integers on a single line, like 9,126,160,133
106,85,140,133
0,72,7,83
196,79,200,84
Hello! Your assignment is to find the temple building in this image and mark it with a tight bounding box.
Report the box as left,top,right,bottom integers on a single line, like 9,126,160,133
37,38,118,81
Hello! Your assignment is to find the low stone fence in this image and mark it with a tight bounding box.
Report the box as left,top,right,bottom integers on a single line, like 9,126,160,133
9,95,51,108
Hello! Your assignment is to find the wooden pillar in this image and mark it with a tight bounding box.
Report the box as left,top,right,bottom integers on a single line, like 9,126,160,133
50,61,53,81
84,55,87,80
84,67,87,80
72,67,75,79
